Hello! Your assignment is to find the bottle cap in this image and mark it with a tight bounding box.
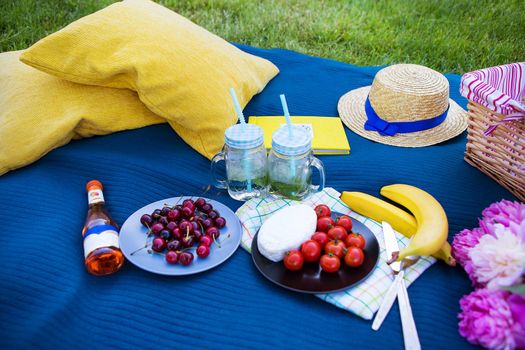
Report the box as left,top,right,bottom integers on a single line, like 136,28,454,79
272,125,312,156
224,124,264,149
86,180,103,192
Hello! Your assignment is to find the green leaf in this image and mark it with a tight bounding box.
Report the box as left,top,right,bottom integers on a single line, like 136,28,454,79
503,284,525,295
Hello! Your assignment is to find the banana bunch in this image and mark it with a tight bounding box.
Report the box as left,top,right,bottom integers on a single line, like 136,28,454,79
341,184,455,266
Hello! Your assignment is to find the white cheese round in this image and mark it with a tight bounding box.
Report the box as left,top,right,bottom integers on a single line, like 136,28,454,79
257,204,317,262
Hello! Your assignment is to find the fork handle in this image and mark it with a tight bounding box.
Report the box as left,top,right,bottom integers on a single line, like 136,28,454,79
397,271,421,350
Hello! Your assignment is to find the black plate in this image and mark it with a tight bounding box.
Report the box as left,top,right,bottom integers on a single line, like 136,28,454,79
251,215,380,294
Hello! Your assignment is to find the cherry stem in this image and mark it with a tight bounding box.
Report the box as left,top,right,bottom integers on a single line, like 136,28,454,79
132,224,154,255
150,250,165,256
130,245,147,256
213,234,221,248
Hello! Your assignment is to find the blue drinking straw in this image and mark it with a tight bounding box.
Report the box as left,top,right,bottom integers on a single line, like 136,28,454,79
280,94,293,138
279,94,296,178
229,88,252,192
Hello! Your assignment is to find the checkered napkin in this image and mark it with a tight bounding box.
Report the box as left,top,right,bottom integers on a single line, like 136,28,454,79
236,187,435,320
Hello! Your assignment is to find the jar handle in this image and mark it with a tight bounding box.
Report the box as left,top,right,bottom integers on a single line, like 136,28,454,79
310,157,325,193
211,152,228,189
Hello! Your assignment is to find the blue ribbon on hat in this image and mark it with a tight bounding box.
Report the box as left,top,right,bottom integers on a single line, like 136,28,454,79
364,96,449,136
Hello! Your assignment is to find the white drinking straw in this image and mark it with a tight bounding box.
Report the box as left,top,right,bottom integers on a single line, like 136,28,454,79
229,88,252,192
279,94,296,178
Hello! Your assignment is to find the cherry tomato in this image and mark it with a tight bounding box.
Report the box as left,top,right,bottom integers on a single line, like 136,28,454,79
325,240,346,258
283,250,304,271
345,232,366,250
317,216,335,233
300,240,321,262
320,253,341,273
336,215,353,232
327,225,348,241
344,247,365,267
311,232,329,248
314,204,331,218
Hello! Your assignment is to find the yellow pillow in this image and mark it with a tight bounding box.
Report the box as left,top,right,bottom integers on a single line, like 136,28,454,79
0,51,164,175
20,0,279,159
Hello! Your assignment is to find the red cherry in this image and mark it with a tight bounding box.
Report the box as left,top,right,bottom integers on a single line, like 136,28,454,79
179,252,194,266
200,235,213,247
206,226,220,239
167,209,180,222
182,206,194,218
196,245,210,258
152,237,167,252
165,251,179,264
151,223,164,234
171,227,182,240
214,217,226,228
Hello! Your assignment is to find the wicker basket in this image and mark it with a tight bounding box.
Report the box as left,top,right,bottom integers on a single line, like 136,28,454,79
461,63,525,202
464,101,525,201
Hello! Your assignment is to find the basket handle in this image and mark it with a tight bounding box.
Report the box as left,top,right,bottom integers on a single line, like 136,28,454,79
484,113,525,136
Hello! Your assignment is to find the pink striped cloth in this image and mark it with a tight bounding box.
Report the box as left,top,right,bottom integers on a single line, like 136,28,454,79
460,62,525,114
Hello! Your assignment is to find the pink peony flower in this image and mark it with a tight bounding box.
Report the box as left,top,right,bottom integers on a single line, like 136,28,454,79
481,200,525,239
469,225,525,289
452,227,487,267
459,289,518,350
508,294,525,348
452,200,525,287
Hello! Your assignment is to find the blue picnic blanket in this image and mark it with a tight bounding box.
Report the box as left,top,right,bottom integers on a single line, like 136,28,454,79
0,44,514,349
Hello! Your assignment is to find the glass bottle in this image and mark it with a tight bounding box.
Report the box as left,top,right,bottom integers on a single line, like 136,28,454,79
83,180,124,276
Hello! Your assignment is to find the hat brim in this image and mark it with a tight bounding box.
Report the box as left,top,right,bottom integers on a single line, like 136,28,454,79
337,86,468,147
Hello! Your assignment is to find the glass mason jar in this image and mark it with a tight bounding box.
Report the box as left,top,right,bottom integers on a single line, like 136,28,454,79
211,124,268,201
268,125,325,200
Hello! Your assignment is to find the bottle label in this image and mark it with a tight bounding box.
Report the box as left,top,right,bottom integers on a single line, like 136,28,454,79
88,189,104,205
83,224,119,258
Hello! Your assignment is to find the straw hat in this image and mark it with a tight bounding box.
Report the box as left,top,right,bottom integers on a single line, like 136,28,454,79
338,64,467,147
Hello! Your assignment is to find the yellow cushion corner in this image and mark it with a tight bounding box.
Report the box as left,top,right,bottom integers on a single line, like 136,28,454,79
20,0,279,159
0,50,164,175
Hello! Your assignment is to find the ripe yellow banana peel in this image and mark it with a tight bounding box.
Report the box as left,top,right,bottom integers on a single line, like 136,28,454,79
340,189,455,266
380,184,449,262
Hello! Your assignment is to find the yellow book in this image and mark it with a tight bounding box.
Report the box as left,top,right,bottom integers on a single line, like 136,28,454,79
248,116,350,155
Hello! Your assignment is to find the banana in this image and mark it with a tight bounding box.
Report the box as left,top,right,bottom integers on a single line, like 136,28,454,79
380,184,449,261
340,191,455,266
430,241,455,265
340,191,417,235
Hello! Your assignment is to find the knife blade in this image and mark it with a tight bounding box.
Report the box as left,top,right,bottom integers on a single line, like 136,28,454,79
382,221,401,272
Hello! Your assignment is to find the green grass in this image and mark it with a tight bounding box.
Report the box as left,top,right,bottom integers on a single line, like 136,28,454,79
1,0,523,73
